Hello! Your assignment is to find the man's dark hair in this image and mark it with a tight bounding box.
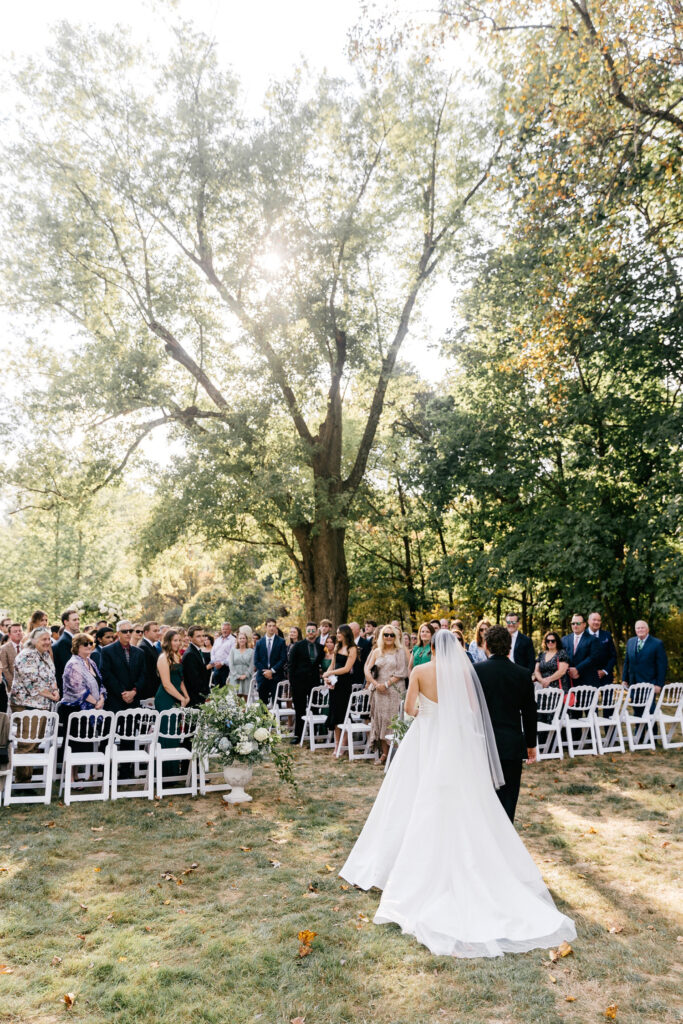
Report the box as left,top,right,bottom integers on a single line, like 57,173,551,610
142,621,158,634
51,625,61,636
429,619,441,629
364,619,377,628
505,611,520,622
187,624,204,638
61,608,77,624
306,621,317,630
486,625,512,657
265,617,277,626
571,612,585,622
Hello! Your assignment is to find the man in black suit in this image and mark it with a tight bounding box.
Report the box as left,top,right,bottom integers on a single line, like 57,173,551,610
52,607,81,696
254,618,287,704
587,612,618,683
100,620,144,713
505,612,535,673
474,624,537,824
182,625,211,707
561,613,601,688
288,622,324,742
137,621,161,700
350,622,372,672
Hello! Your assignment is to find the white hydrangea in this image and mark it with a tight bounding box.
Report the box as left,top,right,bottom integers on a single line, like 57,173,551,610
253,727,269,743
236,741,254,756
218,737,232,752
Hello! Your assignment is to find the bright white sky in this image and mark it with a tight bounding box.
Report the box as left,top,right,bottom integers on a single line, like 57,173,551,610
0,0,454,407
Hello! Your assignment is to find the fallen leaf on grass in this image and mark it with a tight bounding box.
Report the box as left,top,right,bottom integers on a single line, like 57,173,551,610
269,860,282,868
297,930,317,957
270,837,288,845
106,913,114,922
150,961,160,968
661,841,670,848
144,925,152,932
587,827,598,834
291,1017,306,1024
90,827,103,832
94,867,101,873
339,884,349,891
64,993,76,1010
206,820,215,827
118,956,127,962
239,846,251,852
557,941,573,957
78,903,88,911
357,913,369,922
307,883,318,892
76,934,86,941
0,966,14,974
565,996,576,1002
324,864,333,872
163,899,171,905
549,975,557,984
332,905,341,912
608,925,623,934
44,821,55,828
605,1005,618,1020
303,892,318,899
51,956,62,966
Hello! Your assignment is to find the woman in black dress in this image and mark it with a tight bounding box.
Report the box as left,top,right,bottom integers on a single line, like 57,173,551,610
533,632,569,693
322,624,358,754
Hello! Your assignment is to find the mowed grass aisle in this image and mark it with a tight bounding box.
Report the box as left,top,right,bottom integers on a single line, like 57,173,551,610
0,748,680,1024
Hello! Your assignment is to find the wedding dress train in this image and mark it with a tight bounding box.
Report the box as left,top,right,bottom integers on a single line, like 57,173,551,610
340,632,576,958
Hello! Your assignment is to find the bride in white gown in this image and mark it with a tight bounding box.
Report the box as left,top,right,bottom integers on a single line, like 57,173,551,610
340,629,576,957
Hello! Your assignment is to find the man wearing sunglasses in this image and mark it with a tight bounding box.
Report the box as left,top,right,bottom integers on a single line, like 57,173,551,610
100,619,144,713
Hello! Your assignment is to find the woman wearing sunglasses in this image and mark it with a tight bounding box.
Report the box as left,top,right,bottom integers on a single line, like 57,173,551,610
364,626,408,765
60,633,107,712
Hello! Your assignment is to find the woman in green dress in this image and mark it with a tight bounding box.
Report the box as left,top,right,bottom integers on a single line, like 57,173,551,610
155,630,190,763
408,621,435,673
321,635,336,674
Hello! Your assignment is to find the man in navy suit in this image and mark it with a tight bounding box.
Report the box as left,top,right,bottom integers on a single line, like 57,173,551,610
562,613,601,688
52,608,81,696
100,620,144,713
181,625,212,706
505,613,535,673
254,618,287,704
587,612,618,683
622,620,667,696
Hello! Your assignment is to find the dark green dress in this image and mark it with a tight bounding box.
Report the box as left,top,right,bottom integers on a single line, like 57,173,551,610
411,644,432,666
155,663,184,749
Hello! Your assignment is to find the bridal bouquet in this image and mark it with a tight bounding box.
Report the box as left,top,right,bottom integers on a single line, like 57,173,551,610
195,686,295,788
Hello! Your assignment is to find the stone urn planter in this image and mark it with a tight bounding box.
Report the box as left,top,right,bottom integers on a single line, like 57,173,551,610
222,763,254,803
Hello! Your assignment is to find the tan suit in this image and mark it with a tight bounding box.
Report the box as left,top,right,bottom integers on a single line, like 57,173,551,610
0,641,20,690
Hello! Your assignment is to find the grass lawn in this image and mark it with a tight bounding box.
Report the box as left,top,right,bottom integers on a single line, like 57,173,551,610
0,746,681,1024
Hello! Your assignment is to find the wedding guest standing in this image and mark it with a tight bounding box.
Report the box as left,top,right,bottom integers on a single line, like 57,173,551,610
288,623,324,743
561,613,601,688
505,613,535,673
318,619,333,649
27,610,49,633
0,623,23,714
321,635,336,674
364,625,408,765
181,625,211,706
210,622,235,688
11,627,60,781
587,612,618,683
52,608,81,695
353,622,372,668
622,620,668,698
322,624,358,754
533,632,569,692
60,633,106,710
468,619,491,665
90,625,115,670
155,629,189,712
254,619,287,705
130,624,144,646
228,630,255,699
408,622,435,673
137,622,161,700
100,620,144,713
475,625,537,823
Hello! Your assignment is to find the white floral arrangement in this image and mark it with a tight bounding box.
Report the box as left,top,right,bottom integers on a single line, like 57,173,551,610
194,686,295,787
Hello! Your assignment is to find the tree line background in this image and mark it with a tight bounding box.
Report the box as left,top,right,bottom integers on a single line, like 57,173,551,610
0,2,680,671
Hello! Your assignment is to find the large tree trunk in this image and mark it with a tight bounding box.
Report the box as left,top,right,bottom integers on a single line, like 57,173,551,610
293,521,350,625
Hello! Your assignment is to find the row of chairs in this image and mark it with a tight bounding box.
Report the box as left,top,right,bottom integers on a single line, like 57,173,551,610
0,707,221,806
535,682,683,760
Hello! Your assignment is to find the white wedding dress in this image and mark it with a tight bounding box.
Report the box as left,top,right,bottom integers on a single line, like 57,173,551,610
340,631,576,957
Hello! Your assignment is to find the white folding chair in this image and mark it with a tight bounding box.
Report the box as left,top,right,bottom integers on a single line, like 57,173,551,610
336,690,374,761
654,683,683,749
535,688,564,760
4,710,59,805
245,675,259,706
272,681,295,737
300,685,333,750
384,700,405,772
61,710,114,805
155,707,200,798
595,684,625,755
111,709,159,800
561,685,599,757
622,683,656,751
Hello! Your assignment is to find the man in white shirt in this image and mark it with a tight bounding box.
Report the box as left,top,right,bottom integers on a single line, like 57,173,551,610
318,619,333,650
210,622,236,687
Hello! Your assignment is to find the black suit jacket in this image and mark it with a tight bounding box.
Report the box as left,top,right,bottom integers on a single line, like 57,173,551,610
137,638,160,700
182,644,211,706
561,631,601,687
100,641,144,713
510,632,535,673
474,656,537,761
356,636,372,667
288,639,324,687
52,632,74,694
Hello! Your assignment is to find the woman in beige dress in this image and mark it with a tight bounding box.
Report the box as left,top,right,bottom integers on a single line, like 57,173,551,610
364,625,408,764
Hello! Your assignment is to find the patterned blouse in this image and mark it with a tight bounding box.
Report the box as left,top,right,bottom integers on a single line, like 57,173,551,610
61,654,106,708
12,648,58,710
468,641,488,664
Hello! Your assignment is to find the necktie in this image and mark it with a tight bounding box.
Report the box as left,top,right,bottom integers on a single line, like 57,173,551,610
267,638,272,664
308,642,316,662
637,638,644,653
573,634,579,653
